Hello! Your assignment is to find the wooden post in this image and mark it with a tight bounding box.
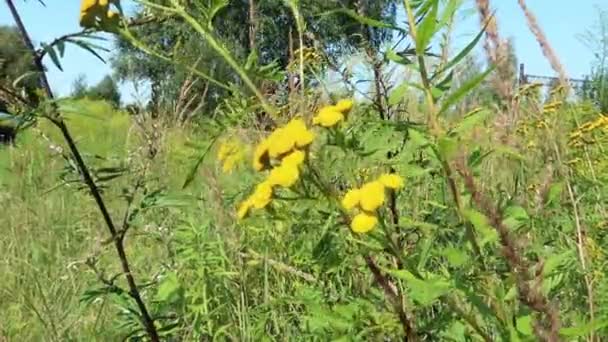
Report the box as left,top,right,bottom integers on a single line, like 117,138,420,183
519,63,526,85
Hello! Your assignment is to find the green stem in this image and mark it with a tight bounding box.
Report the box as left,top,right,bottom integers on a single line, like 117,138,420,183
166,0,278,117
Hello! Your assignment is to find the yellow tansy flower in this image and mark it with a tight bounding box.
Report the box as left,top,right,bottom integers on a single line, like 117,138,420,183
341,188,361,210
268,128,295,158
282,150,306,167
285,118,314,148
359,181,386,212
335,99,354,114
313,106,344,127
251,181,273,209
378,174,404,189
351,212,378,233
268,164,300,188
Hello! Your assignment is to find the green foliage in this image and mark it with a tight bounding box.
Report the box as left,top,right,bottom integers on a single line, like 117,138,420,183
71,74,121,108
3,0,608,341
0,25,40,111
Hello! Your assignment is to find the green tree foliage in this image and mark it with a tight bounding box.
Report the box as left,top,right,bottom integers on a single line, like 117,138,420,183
112,0,399,117
0,25,39,112
71,74,121,108
578,6,608,112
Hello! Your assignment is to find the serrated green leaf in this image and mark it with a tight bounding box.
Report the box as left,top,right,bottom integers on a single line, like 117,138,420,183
543,250,574,276
388,270,452,306
408,128,431,148
516,315,534,336
502,206,529,230
464,209,498,247
437,136,458,160
156,272,181,302
443,247,469,267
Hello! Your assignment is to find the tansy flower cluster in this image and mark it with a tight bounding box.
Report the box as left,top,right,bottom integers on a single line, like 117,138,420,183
238,118,314,219
342,174,404,234
568,115,608,148
313,99,354,128
80,0,120,30
217,139,245,174
542,101,563,115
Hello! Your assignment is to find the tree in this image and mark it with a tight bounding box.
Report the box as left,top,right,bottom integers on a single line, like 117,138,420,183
578,6,608,112
71,74,121,108
112,0,399,118
0,25,40,112
71,74,89,99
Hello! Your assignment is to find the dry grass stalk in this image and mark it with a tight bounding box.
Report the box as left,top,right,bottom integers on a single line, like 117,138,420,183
474,0,514,103
516,0,569,89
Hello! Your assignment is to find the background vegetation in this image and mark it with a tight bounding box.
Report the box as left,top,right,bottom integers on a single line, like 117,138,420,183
1,0,608,341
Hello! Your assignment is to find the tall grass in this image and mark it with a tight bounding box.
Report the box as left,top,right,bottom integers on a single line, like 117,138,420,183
1,0,608,341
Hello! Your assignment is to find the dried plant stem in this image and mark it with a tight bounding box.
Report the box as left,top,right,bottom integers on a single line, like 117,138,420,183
456,162,561,341
5,1,160,340
364,255,417,341
516,0,569,88
474,0,513,102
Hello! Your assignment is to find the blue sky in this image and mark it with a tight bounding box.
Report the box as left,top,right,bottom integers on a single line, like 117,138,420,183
0,0,603,102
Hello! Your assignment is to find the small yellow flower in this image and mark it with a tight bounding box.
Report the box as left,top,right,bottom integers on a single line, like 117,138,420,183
268,164,300,188
359,181,386,212
334,99,354,114
313,106,344,127
282,150,306,167
342,188,361,210
351,212,378,233
378,173,404,189
250,181,273,209
268,128,295,158
285,118,314,148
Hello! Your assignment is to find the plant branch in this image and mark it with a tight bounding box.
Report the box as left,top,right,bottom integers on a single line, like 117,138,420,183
5,1,159,340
